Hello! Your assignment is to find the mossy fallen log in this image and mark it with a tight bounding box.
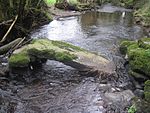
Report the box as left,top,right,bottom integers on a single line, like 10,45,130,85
9,39,116,77
0,38,22,55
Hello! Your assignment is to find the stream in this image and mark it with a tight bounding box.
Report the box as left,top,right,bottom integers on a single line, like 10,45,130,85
0,4,145,113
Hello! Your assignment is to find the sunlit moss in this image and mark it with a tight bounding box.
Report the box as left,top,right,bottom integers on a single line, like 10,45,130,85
52,40,84,52
120,38,150,77
128,104,137,113
9,39,84,67
119,40,137,54
9,52,30,67
138,38,150,49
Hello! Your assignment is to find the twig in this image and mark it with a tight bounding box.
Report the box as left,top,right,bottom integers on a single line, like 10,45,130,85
0,38,22,55
6,37,26,57
0,15,18,43
0,19,13,26
22,38,32,46
13,37,26,50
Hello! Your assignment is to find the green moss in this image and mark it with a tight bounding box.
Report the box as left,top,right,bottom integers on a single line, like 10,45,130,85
52,40,84,52
9,39,82,67
131,97,150,113
120,40,137,54
120,38,150,79
55,51,76,61
134,2,150,26
128,48,150,76
127,43,139,52
45,0,56,5
9,52,30,67
144,80,150,102
128,104,137,113
28,48,55,59
138,38,150,49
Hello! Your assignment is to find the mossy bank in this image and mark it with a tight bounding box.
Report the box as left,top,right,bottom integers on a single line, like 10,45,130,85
120,38,150,78
120,38,150,113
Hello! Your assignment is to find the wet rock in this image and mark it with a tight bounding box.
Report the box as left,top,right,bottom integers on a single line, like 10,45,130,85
134,89,144,98
129,70,148,82
104,90,135,103
131,97,150,113
144,80,150,102
133,80,143,89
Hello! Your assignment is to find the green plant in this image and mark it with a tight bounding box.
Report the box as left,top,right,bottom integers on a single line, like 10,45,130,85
128,104,137,113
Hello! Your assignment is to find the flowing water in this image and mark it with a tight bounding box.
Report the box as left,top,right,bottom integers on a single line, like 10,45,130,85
0,4,145,113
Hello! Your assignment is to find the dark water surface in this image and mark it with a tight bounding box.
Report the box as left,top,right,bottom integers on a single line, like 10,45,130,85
1,5,145,113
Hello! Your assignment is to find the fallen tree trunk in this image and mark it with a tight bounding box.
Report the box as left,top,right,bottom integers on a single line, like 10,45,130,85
0,38,22,55
9,39,117,79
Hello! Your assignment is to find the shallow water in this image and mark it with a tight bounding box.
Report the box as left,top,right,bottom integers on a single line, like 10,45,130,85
31,10,143,60
0,5,145,113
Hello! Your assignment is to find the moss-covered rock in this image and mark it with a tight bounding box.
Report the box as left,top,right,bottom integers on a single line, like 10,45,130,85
134,1,150,27
9,52,30,68
128,47,150,77
130,97,150,113
120,40,137,54
120,38,150,77
138,38,150,49
144,80,150,102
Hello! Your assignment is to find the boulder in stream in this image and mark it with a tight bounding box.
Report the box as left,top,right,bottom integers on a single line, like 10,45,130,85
120,38,150,113
120,38,150,79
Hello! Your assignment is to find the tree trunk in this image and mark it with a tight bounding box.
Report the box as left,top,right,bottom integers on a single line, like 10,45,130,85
0,38,22,55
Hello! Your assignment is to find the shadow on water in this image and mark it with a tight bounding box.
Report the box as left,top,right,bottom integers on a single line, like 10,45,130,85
1,7,145,113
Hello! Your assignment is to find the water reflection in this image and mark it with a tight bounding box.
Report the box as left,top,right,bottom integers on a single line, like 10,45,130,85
80,11,133,29
31,10,143,60
31,11,137,41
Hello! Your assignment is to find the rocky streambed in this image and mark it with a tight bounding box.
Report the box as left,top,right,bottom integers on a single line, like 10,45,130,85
0,4,147,113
